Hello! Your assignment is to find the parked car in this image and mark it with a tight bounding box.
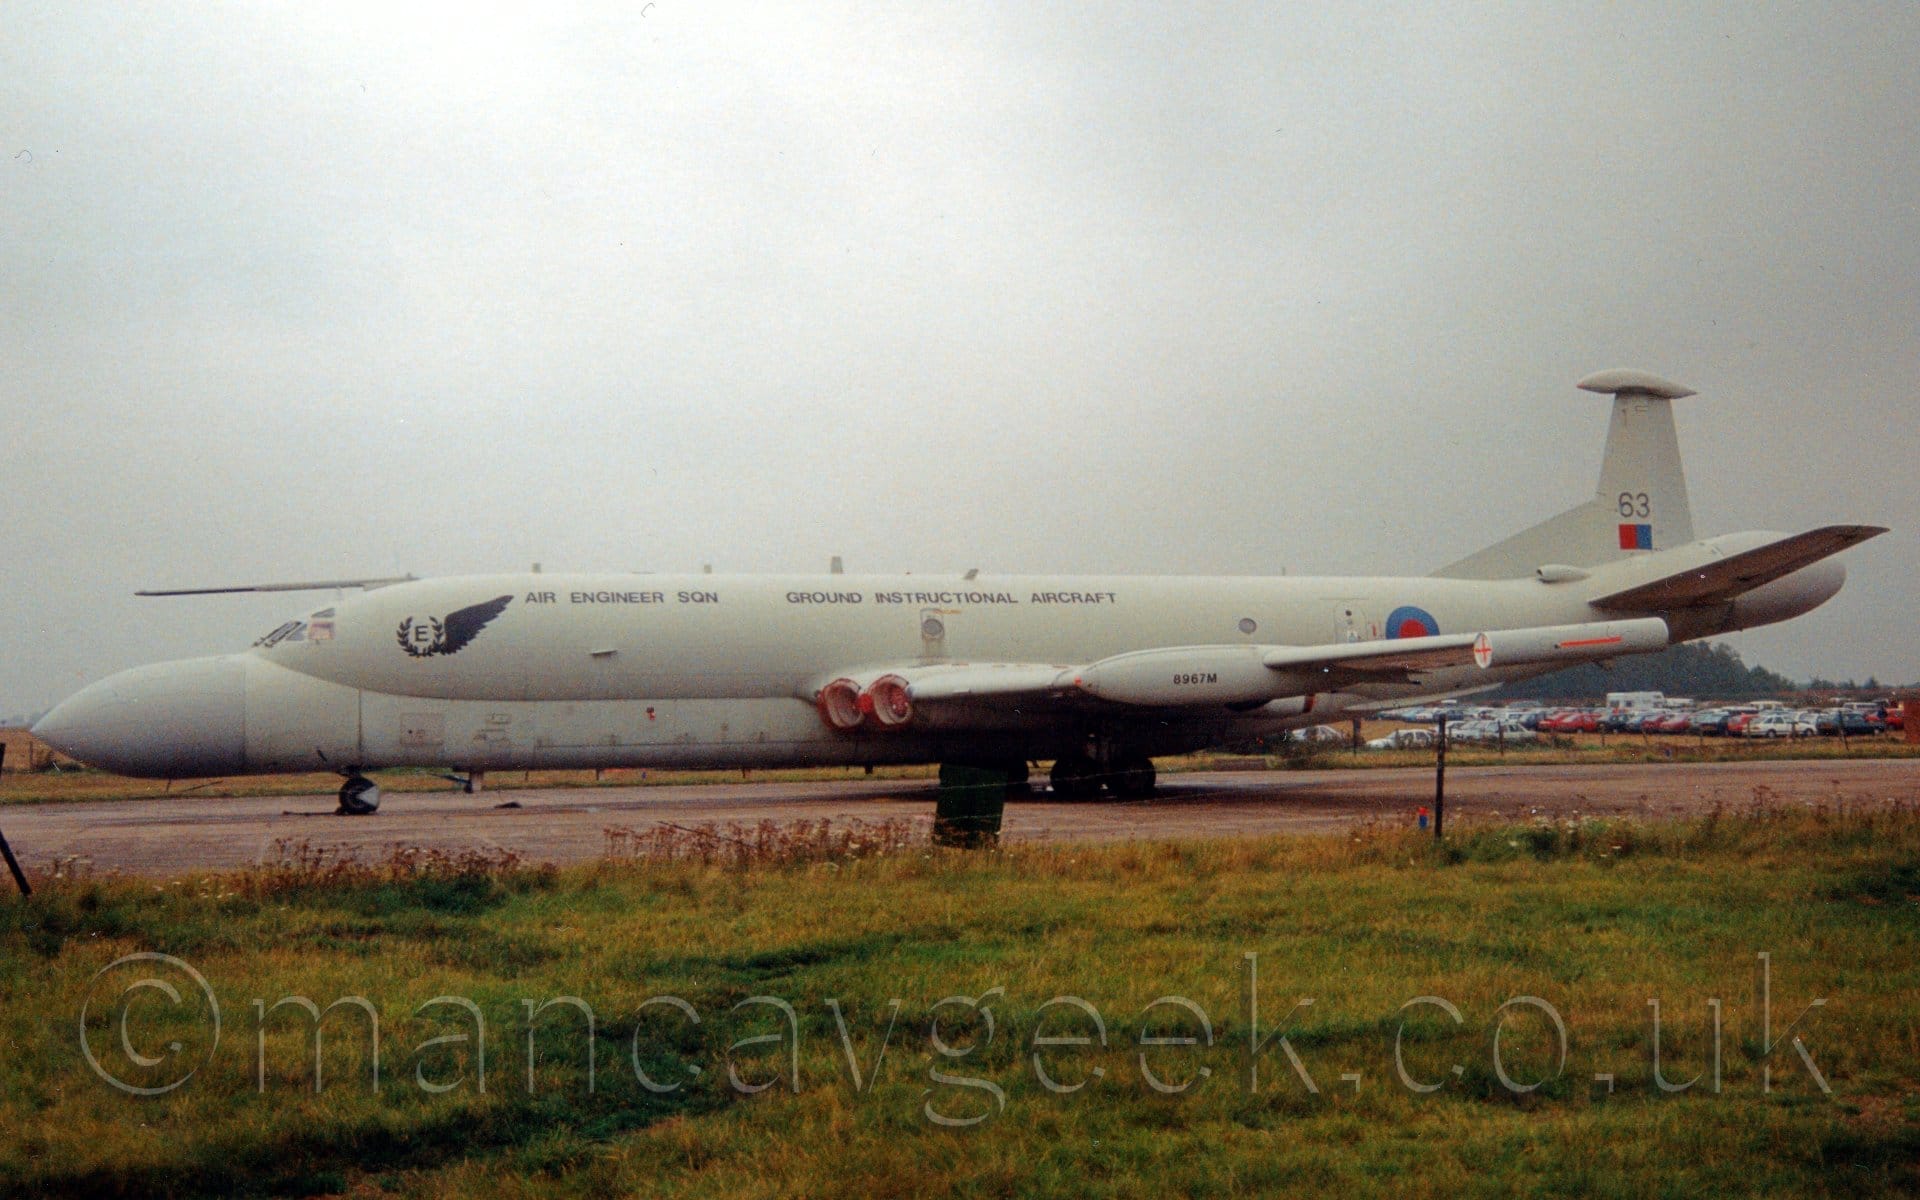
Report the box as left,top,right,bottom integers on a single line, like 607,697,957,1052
1689,709,1733,736
1600,709,1639,733
1488,719,1539,744
1711,707,1757,735
1746,712,1817,738
1833,710,1885,736
1288,724,1350,745
1446,718,1538,745
1366,727,1437,751
1540,709,1600,734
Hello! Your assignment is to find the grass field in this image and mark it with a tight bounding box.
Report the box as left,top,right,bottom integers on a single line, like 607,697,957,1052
2,796,1916,1197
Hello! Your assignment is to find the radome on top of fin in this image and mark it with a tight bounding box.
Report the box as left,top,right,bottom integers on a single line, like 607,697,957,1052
1576,369,1695,399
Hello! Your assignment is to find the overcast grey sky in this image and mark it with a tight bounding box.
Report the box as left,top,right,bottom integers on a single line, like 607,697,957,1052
4,3,1916,715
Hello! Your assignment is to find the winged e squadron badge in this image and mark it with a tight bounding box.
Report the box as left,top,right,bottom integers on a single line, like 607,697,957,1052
397,594,514,658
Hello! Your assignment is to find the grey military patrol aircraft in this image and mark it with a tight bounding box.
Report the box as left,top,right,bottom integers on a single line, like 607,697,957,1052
34,370,1884,813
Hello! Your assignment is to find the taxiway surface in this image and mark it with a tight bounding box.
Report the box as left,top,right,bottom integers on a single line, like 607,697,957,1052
3,757,1915,877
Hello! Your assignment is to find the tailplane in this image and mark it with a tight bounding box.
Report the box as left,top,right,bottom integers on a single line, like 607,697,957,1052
1435,369,1696,579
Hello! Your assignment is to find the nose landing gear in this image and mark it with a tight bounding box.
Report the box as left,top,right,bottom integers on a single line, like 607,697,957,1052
336,772,381,815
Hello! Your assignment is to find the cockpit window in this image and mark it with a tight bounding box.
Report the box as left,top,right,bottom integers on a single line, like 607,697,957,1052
255,621,306,648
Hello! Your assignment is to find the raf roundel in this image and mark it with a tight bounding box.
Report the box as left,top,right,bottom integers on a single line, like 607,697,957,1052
1384,605,1440,639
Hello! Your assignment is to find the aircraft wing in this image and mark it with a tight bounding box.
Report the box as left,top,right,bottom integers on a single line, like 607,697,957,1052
1256,618,1670,686
137,575,418,596
1591,525,1886,611
813,617,1669,727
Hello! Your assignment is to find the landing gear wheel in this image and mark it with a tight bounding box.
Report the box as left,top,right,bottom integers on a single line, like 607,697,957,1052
1001,760,1033,795
1049,755,1101,801
1108,754,1157,799
337,774,381,815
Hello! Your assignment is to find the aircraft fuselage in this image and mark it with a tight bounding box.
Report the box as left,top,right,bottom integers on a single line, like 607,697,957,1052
33,548,1842,780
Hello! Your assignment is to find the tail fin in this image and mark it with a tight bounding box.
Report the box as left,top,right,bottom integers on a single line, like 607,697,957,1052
1434,369,1696,580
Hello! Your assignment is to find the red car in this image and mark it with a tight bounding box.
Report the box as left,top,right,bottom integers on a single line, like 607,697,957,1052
1536,710,1576,733
1725,712,1758,736
1651,712,1693,734
1542,709,1600,734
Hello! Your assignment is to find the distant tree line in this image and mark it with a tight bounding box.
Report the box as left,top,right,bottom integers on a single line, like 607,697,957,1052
1805,675,1886,693
1492,640,1805,702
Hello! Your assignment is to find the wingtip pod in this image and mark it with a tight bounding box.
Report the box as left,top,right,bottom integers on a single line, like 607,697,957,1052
1576,369,1695,399
1472,617,1670,670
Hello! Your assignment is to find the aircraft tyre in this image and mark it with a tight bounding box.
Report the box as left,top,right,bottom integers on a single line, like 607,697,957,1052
1049,755,1101,801
337,774,381,816
1002,759,1033,795
1108,754,1156,799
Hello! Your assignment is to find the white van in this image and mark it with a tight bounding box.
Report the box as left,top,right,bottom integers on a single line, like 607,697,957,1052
1606,691,1665,711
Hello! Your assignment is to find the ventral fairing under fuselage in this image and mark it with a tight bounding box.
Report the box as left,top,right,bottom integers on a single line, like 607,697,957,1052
35,370,1885,812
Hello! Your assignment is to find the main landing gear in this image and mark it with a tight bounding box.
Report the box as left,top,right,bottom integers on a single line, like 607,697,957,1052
1048,751,1156,800
336,771,381,815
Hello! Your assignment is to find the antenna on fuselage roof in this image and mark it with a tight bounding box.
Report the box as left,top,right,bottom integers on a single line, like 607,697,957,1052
135,574,418,597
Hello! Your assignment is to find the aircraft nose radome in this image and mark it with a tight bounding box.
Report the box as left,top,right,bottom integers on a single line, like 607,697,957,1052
32,656,247,778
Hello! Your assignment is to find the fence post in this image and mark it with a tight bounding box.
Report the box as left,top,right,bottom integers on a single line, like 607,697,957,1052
0,743,32,896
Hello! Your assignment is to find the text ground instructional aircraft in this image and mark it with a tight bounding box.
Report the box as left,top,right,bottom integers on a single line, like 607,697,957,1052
34,370,1884,813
